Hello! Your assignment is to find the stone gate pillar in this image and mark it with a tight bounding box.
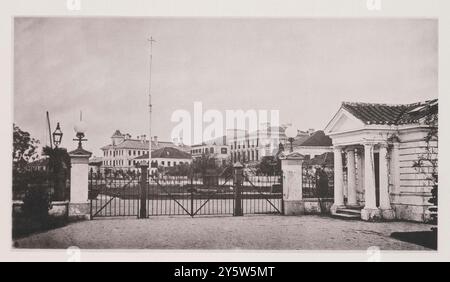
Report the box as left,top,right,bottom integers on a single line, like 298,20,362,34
280,152,305,215
69,147,92,220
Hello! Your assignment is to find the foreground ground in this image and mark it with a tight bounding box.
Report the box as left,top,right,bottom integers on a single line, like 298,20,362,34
14,215,434,250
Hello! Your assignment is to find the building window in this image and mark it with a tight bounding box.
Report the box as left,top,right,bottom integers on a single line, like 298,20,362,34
210,148,214,154
161,161,165,166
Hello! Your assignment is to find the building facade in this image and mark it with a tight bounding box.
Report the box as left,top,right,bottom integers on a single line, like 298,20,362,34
99,130,190,170
292,130,333,160
229,125,314,164
134,147,192,173
191,136,230,166
324,99,438,222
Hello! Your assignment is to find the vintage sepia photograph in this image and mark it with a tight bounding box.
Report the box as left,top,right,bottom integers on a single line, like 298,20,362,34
11,17,438,251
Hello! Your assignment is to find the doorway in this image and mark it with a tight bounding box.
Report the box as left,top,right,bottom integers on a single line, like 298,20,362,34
374,153,380,207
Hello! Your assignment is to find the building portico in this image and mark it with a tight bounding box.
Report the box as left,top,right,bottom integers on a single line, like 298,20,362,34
330,142,395,221
325,100,437,222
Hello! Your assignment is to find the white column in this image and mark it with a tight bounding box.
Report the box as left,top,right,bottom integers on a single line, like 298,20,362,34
361,143,381,221
332,147,344,208
363,144,377,209
346,148,357,206
379,145,395,220
357,149,365,205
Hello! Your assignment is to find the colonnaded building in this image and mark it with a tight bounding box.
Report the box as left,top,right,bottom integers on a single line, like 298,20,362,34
324,99,438,222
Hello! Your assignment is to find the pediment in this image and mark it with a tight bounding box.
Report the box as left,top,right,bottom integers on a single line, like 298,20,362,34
279,152,305,160
325,108,365,134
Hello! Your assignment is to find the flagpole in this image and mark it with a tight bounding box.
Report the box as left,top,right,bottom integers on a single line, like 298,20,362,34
148,36,156,173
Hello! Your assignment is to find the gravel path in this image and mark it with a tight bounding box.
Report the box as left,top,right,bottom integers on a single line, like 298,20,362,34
14,215,433,250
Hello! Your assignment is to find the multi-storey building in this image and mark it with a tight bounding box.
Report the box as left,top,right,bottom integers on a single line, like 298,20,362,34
134,147,192,173
100,130,191,170
228,124,314,164
191,136,230,167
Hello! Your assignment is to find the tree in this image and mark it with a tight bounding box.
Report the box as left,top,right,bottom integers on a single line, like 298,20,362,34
166,162,192,176
13,124,40,171
256,156,281,175
42,146,71,201
411,101,438,229
191,153,218,175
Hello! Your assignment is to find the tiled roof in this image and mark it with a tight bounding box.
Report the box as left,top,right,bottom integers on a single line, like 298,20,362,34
292,134,311,146
134,147,192,160
101,139,190,151
297,131,332,147
304,152,334,167
342,99,438,125
111,130,123,137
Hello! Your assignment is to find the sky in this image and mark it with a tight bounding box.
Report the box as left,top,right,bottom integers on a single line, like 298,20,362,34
14,18,438,156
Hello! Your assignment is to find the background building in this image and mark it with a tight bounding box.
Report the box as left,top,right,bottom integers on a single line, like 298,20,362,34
292,130,333,160
229,124,315,164
191,136,230,167
99,130,191,170
134,147,192,173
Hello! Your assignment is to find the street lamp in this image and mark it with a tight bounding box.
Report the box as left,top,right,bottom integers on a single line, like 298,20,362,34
52,122,63,148
285,126,298,153
73,119,88,149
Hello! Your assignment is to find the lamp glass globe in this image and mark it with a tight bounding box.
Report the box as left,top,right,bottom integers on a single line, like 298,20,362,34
285,126,298,139
74,120,87,134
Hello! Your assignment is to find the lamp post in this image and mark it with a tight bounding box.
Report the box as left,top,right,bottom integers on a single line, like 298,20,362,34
285,126,298,153
73,119,88,149
51,122,64,200
52,122,63,148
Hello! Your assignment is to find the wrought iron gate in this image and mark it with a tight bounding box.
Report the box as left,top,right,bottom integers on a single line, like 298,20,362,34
89,166,283,219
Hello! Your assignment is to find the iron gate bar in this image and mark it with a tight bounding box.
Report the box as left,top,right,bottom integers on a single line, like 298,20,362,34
191,175,233,217
150,174,193,216
243,173,282,214
91,176,136,218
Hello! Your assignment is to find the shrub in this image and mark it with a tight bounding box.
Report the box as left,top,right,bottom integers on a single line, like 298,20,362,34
22,185,52,222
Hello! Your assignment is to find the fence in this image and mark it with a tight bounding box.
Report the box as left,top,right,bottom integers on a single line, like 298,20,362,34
89,167,283,218
302,165,335,198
